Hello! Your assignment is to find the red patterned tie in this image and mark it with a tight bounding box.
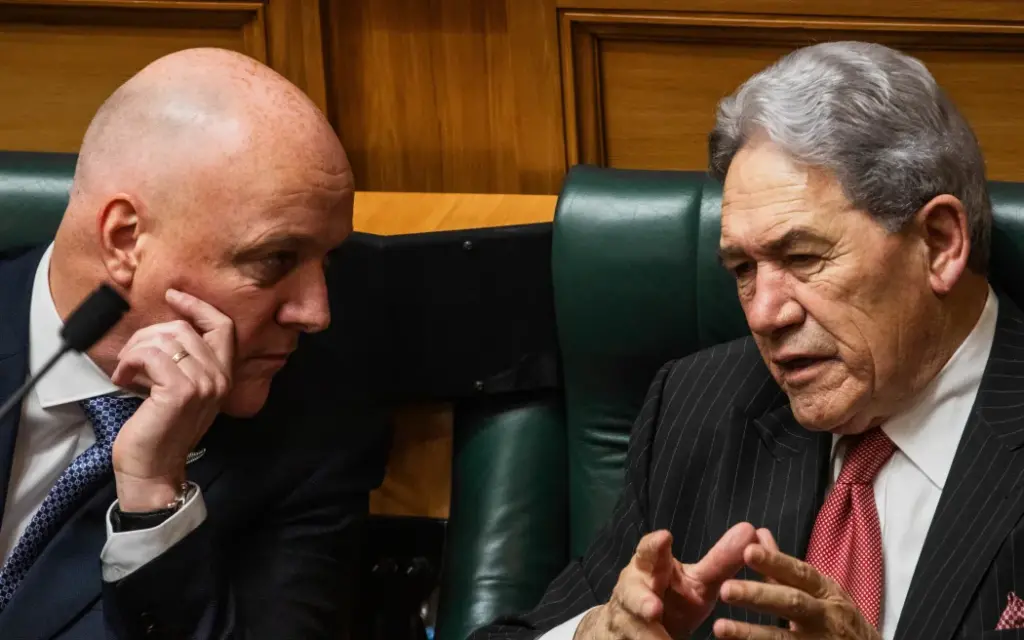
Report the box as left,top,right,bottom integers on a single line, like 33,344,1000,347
804,428,896,628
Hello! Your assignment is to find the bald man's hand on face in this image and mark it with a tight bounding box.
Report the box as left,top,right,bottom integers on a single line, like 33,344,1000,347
109,288,234,512
573,523,761,640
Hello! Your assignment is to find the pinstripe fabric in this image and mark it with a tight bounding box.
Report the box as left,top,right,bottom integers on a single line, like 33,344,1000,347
471,296,1024,640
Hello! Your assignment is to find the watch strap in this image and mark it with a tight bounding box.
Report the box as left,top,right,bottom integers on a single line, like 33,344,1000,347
110,482,195,533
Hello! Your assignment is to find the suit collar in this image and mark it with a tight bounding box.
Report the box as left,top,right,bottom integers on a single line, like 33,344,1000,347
745,373,816,460
29,243,119,408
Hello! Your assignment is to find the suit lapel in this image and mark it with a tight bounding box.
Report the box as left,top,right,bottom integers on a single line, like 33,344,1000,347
895,297,1024,640
0,248,47,523
746,404,832,562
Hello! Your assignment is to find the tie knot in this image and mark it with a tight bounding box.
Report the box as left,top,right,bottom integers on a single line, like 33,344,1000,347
79,395,143,447
836,428,896,485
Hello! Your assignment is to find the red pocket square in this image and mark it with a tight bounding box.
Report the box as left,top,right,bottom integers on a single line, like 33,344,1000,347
997,592,1024,630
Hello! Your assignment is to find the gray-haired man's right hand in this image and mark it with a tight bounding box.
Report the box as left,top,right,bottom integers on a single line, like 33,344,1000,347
573,522,762,640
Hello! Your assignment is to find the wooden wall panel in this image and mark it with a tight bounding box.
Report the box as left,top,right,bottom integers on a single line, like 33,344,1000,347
0,0,326,153
323,0,565,194
560,5,1024,181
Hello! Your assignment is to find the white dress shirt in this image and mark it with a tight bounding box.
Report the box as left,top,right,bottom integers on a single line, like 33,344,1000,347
0,243,206,583
542,287,999,640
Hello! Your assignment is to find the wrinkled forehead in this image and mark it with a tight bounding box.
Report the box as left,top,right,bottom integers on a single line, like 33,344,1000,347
719,145,856,254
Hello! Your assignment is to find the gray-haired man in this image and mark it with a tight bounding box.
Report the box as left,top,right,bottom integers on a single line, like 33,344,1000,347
472,41,1020,640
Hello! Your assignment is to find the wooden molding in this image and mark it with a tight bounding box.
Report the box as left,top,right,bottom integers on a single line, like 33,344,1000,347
0,0,267,61
555,0,1024,22
559,9,1024,168
0,0,329,106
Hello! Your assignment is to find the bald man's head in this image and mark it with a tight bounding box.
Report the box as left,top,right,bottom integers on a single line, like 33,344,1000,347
52,48,354,417
71,48,346,213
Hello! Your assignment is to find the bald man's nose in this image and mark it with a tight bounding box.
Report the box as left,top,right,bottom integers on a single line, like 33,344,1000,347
278,266,331,333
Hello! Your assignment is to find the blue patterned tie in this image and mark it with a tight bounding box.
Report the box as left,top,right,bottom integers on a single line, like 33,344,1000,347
0,395,142,610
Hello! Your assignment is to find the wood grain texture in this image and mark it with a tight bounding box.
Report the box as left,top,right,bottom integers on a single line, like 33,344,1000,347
0,0,264,152
323,0,564,194
354,192,557,236
556,0,1024,21
561,8,1024,180
264,0,328,114
0,0,328,154
369,404,453,519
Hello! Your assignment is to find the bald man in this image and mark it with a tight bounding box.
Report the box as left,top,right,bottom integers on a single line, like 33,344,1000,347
0,48,387,639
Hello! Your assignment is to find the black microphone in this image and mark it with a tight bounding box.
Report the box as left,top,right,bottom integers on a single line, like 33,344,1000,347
0,283,129,423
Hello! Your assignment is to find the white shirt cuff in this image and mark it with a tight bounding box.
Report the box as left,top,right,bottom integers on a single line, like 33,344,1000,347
100,482,207,582
538,607,596,640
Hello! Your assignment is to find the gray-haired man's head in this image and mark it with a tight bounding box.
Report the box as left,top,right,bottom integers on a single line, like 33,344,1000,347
711,41,992,436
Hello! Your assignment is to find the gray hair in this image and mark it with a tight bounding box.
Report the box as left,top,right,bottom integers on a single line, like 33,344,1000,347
708,41,991,273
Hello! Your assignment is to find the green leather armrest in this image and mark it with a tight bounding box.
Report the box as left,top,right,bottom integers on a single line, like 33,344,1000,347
437,396,568,640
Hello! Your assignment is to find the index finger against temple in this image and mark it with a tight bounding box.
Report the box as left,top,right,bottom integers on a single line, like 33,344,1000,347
165,289,235,364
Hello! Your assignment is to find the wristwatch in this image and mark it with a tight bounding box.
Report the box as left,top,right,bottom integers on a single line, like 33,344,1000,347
110,482,195,533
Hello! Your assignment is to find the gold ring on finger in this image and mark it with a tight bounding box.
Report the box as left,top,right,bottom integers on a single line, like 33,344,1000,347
171,349,191,364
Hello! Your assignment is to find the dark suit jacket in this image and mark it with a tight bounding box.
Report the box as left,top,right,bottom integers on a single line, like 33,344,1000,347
0,246,390,639
475,293,1024,640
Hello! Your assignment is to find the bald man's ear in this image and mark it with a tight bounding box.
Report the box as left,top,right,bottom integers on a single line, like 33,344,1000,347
97,196,141,288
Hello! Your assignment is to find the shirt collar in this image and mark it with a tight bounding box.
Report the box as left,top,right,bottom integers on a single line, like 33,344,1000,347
29,243,120,409
830,286,999,490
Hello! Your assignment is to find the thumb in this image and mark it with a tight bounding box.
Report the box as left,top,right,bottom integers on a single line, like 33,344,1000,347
688,522,757,587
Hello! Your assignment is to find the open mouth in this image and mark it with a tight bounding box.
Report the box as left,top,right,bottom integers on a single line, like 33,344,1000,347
774,356,833,385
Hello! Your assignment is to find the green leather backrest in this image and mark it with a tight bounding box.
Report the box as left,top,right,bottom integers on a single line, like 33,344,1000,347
552,166,748,557
0,151,76,251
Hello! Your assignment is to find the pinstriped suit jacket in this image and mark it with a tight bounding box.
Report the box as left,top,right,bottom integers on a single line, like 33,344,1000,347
473,295,1024,640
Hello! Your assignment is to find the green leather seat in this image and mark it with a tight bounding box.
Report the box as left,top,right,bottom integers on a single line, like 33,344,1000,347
438,165,1024,640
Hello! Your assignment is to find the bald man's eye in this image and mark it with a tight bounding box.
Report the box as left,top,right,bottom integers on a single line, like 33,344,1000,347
248,251,298,285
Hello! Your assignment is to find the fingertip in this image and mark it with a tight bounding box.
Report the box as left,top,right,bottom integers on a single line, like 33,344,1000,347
756,527,779,548
725,521,757,544
719,579,738,603
745,544,766,565
713,618,734,638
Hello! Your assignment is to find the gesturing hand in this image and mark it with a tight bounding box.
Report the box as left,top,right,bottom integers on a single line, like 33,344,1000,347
575,522,761,639
110,289,234,512
713,542,882,640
